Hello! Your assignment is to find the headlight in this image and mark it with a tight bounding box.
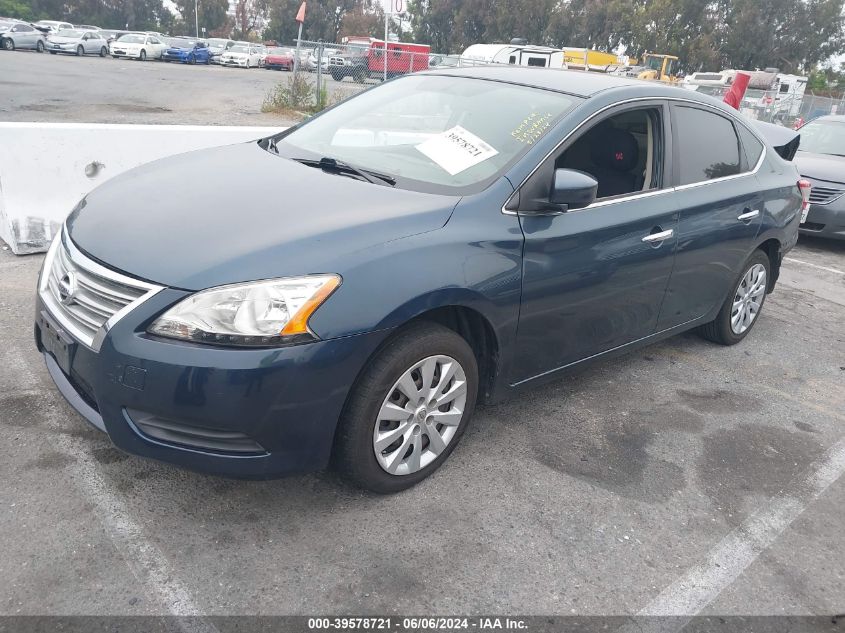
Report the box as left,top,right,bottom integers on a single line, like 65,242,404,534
148,275,340,347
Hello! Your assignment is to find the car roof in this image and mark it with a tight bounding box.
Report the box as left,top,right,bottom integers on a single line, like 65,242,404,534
421,65,711,101
815,114,845,123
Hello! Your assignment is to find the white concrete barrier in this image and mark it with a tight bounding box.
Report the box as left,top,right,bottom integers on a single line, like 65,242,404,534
0,123,281,254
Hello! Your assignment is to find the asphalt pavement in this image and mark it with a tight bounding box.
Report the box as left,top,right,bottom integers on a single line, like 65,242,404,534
0,48,363,126
1,236,843,618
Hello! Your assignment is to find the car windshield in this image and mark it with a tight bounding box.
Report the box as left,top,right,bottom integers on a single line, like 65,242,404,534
169,38,196,47
117,34,145,44
798,119,845,156
230,45,248,53
267,48,288,55
275,74,579,194
56,29,84,38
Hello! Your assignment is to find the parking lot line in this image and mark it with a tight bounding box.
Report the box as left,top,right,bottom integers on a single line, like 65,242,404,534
9,348,216,631
784,257,845,275
637,435,845,619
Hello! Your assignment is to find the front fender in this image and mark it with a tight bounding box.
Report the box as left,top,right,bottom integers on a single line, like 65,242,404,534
307,178,524,389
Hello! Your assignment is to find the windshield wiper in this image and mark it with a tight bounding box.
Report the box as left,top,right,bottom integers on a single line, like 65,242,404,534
294,157,396,186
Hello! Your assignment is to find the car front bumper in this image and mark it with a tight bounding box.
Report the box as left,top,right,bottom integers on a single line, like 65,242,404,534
110,49,143,58
163,52,190,62
221,58,250,67
800,200,845,240
35,290,388,478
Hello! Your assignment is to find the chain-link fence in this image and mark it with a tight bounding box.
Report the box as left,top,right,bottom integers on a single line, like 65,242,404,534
679,84,844,127
262,39,500,111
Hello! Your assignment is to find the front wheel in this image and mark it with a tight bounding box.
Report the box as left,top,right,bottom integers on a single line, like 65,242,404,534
76,45,84,56
698,250,770,345
139,49,146,61
36,40,44,53
99,46,107,57
188,54,195,65
333,322,478,493
2,38,15,51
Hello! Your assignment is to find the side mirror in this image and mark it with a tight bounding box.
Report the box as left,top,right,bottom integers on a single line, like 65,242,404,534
549,168,598,211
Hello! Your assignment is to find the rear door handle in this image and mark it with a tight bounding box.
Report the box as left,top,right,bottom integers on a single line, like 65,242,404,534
642,229,674,243
737,209,760,221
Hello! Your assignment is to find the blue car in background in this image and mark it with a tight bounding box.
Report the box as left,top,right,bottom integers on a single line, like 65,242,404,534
162,37,210,64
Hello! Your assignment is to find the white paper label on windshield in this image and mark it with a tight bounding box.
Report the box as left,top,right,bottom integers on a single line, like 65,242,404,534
415,126,498,175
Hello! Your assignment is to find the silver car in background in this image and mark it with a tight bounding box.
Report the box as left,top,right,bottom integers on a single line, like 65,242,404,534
33,19,73,34
207,37,234,64
0,21,46,52
46,29,109,56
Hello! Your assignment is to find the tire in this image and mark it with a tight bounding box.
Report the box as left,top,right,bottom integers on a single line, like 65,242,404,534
331,70,342,81
36,40,44,53
188,54,195,65
353,68,365,83
139,49,146,61
99,46,107,57
2,38,15,51
246,59,251,68
49,51,56,55
698,250,771,345
333,322,479,494
76,45,84,56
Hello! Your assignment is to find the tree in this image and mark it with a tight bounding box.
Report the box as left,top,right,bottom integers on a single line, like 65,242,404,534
0,0,35,20
264,0,380,44
340,3,384,39
173,0,229,35
234,0,269,39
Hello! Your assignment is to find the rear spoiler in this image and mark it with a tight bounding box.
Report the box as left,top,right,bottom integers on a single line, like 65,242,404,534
750,119,801,161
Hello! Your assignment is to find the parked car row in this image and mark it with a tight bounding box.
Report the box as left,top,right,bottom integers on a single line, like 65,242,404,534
0,18,350,74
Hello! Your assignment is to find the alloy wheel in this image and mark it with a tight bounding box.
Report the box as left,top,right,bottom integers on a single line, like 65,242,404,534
373,355,467,476
731,263,766,334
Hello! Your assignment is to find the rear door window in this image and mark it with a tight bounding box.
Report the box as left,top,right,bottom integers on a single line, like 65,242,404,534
736,124,765,170
673,106,742,185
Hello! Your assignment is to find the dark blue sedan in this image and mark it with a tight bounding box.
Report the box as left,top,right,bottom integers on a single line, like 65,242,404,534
162,37,210,64
36,67,805,493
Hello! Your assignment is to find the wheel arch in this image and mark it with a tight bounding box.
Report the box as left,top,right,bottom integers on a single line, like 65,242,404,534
754,237,784,292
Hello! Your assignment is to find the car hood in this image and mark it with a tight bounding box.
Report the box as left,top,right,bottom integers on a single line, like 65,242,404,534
66,142,458,290
222,52,248,58
47,36,79,43
166,46,192,52
113,41,141,48
795,151,845,185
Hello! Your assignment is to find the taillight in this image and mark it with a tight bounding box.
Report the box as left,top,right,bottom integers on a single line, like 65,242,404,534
798,179,811,223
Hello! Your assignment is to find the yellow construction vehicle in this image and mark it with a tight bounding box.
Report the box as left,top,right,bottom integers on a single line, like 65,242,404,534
636,53,679,82
560,47,621,71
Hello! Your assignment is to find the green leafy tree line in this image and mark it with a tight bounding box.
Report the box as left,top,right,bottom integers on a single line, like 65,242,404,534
407,0,845,73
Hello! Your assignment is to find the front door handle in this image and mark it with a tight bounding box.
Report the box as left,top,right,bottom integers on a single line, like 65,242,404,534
642,229,674,243
737,209,760,221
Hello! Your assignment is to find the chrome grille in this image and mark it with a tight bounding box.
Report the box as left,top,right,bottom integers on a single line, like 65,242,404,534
39,229,163,350
806,185,845,206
